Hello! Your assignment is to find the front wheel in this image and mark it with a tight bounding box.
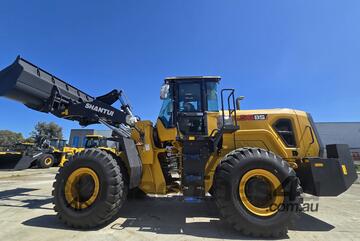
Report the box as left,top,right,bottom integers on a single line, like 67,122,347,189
52,148,128,228
37,154,54,168
213,148,302,238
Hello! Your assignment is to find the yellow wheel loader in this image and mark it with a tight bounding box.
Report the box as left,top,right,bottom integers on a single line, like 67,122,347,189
58,135,114,167
0,56,357,237
49,138,81,167
0,138,80,170
0,142,53,170
39,138,81,168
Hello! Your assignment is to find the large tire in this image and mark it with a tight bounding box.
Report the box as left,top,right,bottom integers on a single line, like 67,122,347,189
52,148,128,229
37,154,55,168
214,147,302,238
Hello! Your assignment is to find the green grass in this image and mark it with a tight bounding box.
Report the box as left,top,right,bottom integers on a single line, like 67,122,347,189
356,165,360,172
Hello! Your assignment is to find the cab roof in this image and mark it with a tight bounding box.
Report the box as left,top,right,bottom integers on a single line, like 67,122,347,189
17,142,35,146
164,76,221,83
86,134,104,138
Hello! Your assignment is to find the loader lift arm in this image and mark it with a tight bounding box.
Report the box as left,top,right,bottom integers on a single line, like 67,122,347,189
0,56,136,137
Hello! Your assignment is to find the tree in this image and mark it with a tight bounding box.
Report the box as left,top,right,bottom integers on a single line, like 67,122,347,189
0,130,24,150
31,122,63,145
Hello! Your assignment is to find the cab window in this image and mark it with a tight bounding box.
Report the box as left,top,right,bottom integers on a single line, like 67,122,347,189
85,139,99,148
50,140,58,148
206,82,219,111
178,82,202,112
177,82,205,135
158,86,173,128
273,119,297,147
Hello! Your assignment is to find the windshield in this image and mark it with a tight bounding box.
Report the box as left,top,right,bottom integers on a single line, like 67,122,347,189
206,82,219,111
85,138,108,148
58,140,66,149
178,82,202,112
158,85,173,128
50,140,59,148
50,140,66,149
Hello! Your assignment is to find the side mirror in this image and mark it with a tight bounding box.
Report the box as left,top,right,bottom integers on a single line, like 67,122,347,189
160,84,170,99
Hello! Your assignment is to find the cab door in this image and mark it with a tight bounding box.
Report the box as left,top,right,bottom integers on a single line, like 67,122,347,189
175,81,206,136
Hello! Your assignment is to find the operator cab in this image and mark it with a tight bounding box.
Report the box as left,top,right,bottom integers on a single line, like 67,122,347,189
85,135,116,149
159,76,222,137
158,76,238,197
50,139,67,150
85,135,107,148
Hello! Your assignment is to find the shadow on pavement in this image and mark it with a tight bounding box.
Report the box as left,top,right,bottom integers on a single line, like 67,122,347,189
0,187,52,210
23,214,68,230
22,196,336,239
290,213,335,232
0,188,38,198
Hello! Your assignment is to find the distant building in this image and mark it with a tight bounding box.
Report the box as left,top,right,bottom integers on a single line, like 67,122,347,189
69,129,112,147
315,122,360,161
69,122,360,160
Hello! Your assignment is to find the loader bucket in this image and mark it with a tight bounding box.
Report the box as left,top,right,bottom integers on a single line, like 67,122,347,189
0,152,29,170
0,56,93,112
0,151,44,170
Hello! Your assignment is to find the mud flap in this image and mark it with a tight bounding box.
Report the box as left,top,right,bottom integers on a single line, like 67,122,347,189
119,137,142,188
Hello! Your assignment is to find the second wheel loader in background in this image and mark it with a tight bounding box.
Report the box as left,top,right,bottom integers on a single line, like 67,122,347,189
0,56,357,237
49,138,82,167
0,138,80,170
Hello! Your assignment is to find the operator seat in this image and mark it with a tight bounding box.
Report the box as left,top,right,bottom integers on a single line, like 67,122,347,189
183,102,195,112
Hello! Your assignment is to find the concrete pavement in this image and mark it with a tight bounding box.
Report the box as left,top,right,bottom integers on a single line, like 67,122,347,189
0,168,359,241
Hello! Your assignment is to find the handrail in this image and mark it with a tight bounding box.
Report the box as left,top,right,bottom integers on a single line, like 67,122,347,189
220,88,238,128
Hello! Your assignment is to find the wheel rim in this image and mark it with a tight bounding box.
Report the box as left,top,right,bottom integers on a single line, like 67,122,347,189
239,169,284,217
44,157,52,166
65,167,100,209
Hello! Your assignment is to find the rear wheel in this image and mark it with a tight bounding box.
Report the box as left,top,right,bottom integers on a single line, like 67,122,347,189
37,154,54,168
53,148,128,228
214,148,302,238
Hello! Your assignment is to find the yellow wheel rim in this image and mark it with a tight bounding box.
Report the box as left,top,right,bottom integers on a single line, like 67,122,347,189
239,169,284,217
65,167,100,209
44,158,52,165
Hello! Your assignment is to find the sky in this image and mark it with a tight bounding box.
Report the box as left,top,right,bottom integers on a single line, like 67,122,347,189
0,0,359,139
